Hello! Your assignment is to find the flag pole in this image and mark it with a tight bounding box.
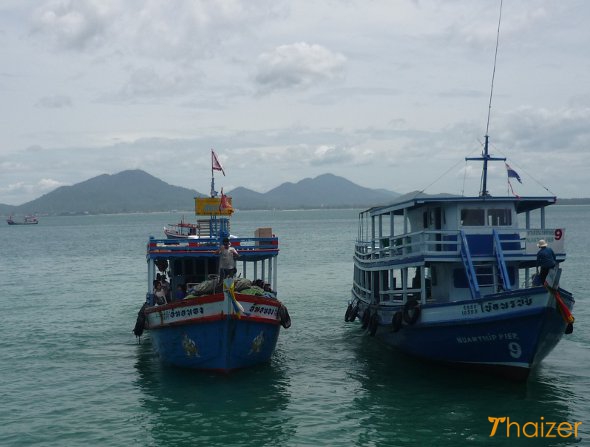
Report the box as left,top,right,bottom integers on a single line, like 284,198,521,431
210,149,215,197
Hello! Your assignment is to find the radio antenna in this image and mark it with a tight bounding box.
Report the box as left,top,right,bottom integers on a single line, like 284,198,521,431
465,0,506,197
486,0,503,135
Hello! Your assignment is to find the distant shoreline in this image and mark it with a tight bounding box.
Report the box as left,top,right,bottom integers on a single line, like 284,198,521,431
556,199,590,205
2,201,589,218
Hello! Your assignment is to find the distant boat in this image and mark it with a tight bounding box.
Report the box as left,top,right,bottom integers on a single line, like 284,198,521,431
134,150,290,372
345,5,574,381
163,216,201,239
7,215,38,225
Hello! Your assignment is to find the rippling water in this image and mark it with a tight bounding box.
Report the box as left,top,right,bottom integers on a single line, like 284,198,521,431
1,207,588,446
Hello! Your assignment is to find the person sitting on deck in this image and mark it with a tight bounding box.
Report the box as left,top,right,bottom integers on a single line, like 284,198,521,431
536,239,557,285
175,284,187,300
217,237,239,278
153,280,167,305
160,275,171,299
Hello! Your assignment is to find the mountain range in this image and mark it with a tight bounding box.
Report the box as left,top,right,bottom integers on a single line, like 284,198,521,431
0,170,400,216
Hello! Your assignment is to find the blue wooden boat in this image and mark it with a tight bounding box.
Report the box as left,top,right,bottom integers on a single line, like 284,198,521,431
347,173,574,380
346,6,574,380
134,153,290,371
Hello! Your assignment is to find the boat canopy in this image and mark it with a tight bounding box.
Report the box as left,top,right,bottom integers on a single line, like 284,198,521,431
365,191,557,217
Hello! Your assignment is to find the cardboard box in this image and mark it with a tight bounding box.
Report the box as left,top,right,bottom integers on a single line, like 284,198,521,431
255,227,273,238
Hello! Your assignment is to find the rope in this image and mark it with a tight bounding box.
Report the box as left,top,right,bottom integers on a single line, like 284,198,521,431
418,145,481,196
488,143,557,196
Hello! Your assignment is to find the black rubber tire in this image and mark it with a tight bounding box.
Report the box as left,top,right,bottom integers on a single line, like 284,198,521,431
403,299,421,325
368,313,379,336
349,304,359,322
345,304,353,322
361,309,370,329
391,311,403,332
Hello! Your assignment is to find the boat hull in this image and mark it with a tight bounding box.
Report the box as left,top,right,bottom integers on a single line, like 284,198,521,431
145,292,282,372
7,221,38,225
353,287,574,380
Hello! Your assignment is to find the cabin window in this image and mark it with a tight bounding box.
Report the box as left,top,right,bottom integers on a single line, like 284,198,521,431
460,208,485,226
488,209,512,226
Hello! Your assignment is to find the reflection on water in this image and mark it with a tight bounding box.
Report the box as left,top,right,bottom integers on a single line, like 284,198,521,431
133,338,295,447
346,329,582,446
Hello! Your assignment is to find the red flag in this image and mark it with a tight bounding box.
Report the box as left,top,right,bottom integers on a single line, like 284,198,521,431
219,188,231,211
211,150,225,176
552,288,575,324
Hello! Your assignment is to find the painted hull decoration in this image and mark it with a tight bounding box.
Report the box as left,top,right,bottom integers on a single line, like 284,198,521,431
346,5,575,381
134,150,290,372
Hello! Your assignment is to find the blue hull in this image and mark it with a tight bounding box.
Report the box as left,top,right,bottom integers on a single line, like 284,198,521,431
150,317,280,372
356,288,574,380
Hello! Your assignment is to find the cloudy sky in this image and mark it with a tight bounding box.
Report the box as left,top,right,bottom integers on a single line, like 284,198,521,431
1,0,589,205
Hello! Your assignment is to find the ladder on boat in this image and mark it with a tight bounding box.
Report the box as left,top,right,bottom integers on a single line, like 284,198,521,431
492,229,512,291
459,230,481,299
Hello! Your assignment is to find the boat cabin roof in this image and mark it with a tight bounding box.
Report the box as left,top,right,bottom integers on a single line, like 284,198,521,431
365,191,557,217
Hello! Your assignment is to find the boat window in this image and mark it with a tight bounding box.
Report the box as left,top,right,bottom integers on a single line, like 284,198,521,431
487,209,512,226
460,209,485,226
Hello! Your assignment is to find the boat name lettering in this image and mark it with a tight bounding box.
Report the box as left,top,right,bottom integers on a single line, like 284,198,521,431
248,305,278,316
462,304,479,315
456,332,519,344
167,306,205,319
480,297,532,313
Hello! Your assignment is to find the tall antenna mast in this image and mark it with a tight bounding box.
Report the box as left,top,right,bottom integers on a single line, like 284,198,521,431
466,0,506,197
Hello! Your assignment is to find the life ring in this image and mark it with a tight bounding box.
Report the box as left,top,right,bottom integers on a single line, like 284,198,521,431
391,311,403,332
278,303,291,329
361,309,370,329
403,299,421,325
368,313,379,336
132,303,147,339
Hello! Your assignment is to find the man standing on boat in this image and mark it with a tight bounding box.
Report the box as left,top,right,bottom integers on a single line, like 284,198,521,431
218,237,239,278
536,239,557,285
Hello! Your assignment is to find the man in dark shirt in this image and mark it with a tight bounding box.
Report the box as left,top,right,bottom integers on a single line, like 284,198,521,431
536,239,557,285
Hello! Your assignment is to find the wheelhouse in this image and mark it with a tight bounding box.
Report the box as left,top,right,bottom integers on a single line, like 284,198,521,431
353,193,566,306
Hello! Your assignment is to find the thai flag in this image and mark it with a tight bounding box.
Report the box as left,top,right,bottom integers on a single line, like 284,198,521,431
505,163,522,183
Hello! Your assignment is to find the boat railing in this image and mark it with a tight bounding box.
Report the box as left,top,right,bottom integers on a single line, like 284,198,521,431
352,279,423,304
148,236,279,259
354,228,561,262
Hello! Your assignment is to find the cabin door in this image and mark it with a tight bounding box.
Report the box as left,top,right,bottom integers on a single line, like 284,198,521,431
427,207,443,251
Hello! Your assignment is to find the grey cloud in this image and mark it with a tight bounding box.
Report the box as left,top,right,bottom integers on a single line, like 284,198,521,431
28,0,280,61
306,86,400,105
35,95,72,108
30,0,117,51
255,42,346,93
108,66,203,103
496,106,590,154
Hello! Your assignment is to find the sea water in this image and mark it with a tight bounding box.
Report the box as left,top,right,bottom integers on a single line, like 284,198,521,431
0,207,588,446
